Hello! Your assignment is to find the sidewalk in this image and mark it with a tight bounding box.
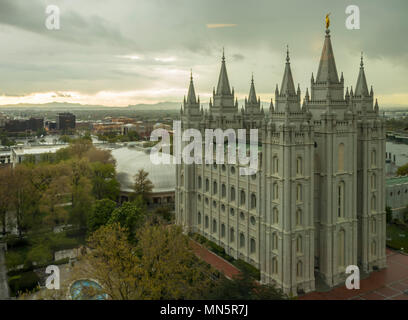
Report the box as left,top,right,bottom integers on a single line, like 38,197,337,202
0,244,10,299
190,240,240,279
300,249,408,300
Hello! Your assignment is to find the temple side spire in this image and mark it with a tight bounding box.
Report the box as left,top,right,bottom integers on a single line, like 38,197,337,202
280,46,296,95
186,70,197,104
355,53,369,97
248,74,257,104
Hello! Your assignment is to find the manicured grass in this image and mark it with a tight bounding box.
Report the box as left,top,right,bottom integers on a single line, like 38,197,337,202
387,223,408,253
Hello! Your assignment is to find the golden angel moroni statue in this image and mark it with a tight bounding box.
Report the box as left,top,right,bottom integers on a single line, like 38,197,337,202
326,13,331,29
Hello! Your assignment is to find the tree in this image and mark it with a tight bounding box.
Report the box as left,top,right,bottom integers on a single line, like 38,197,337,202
88,199,116,233
108,199,146,238
0,167,14,235
74,222,215,300
133,169,153,203
397,163,408,176
70,176,94,229
89,162,120,201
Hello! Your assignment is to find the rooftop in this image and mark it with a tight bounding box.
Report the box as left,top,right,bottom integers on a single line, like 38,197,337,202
111,147,175,193
386,176,408,186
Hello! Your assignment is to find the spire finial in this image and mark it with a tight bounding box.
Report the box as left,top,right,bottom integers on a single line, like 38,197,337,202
222,47,225,62
360,52,364,67
251,72,254,83
190,69,193,81
286,45,290,63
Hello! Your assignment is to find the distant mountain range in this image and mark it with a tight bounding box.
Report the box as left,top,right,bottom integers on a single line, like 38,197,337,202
0,101,181,111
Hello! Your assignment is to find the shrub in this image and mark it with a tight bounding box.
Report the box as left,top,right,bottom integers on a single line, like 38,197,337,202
8,271,40,297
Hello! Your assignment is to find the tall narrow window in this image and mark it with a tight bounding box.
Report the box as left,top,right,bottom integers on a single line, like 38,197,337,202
272,233,278,250
338,143,345,172
338,229,345,268
198,176,202,189
338,181,345,218
221,184,226,198
213,181,217,195
296,209,303,226
371,173,377,190
296,236,302,253
240,233,245,248
273,156,279,174
212,219,217,233
371,241,377,257
197,212,201,225
230,186,236,201
371,218,376,234
296,184,302,202
371,195,377,212
296,261,303,278
221,224,226,238
296,157,303,175
230,228,235,242
371,149,377,167
272,257,278,274
273,183,279,201
251,194,256,209
240,190,246,206
205,178,209,192
250,238,256,254
205,216,209,229
273,207,279,224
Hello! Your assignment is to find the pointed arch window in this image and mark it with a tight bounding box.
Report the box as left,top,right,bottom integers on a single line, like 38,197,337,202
240,233,245,248
240,190,246,206
230,227,235,242
251,193,256,209
230,186,236,201
250,238,256,254
371,241,377,257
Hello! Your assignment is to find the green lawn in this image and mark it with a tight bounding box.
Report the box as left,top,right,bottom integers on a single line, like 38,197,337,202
386,223,408,253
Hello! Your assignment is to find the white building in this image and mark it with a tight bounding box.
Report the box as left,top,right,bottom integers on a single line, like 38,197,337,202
11,145,66,166
176,26,386,296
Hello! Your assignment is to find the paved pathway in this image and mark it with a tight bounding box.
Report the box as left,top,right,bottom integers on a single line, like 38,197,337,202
190,240,241,279
300,249,408,300
0,243,9,299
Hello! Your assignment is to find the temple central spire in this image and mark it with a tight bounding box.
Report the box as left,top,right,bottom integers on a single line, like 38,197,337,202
216,49,232,96
316,28,339,84
355,53,369,97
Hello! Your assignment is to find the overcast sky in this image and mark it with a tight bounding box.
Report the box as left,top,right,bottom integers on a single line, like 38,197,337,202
0,0,406,108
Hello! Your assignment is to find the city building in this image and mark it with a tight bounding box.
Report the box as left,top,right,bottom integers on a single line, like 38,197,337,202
11,145,66,166
57,113,76,131
386,176,408,220
175,26,386,296
4,117,44,133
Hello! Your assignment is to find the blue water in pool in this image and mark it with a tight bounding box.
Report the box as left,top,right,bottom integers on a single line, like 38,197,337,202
70,280,108,300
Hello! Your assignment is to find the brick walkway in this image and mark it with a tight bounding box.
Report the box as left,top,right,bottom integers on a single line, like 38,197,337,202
300,249,408,300
191,242,408,300
190,240,240,279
